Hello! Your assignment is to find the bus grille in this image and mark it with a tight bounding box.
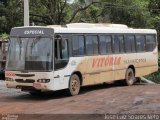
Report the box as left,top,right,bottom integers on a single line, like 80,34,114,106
15,79,35,83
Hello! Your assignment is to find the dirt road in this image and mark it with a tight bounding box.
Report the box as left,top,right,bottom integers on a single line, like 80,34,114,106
0,81,160,120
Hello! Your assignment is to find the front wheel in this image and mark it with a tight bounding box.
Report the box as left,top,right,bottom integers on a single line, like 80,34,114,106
68,74,80,96
125,68,135,86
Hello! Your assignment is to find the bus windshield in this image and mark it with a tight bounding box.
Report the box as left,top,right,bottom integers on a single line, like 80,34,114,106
6,37,53,71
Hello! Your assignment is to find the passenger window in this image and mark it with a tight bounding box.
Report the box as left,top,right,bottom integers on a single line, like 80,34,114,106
112,35,120,53
136,35,145,52
99,35,112,54
146,35,156,52
118,36,124,53
86,35,98,55
125,35,135,53
61,39,69,59
93,36,98,54
72,35,85,56
55,39,68,60
130,36,136,52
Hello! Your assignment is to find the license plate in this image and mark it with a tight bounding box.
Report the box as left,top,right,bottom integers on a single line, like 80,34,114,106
33,83,41,88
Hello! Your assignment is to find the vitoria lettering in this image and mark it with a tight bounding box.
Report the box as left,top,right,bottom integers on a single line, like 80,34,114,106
92,57,121,68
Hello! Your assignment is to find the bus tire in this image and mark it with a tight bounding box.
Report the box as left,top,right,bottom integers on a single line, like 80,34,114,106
68,74,80,96
125,68,135,86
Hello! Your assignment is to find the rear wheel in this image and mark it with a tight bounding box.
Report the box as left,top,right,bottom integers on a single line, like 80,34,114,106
125,68,135,86
68,74,80,96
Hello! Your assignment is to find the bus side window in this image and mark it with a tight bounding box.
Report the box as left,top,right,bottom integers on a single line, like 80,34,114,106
118,36,124,53
54,35,69,60
54,37,69,70
72,35,85,56
136,35,145,52
61,39,69,59
124,36,131,53
146,35,156,52
86,35,98,55
125,35,135,53
112,35,120,53
99,35,112,54
130,36,136,52
55,37,69,60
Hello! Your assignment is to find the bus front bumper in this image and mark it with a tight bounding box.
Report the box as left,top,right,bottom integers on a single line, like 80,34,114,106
5,80,51,91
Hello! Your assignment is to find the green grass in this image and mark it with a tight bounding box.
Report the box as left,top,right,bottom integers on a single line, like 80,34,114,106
144,52,160,84
145,71,160,84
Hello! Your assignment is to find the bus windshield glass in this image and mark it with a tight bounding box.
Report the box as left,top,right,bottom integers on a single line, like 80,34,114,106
6,37,53,71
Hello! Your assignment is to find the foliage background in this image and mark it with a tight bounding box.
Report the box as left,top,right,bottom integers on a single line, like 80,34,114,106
0,0,159,34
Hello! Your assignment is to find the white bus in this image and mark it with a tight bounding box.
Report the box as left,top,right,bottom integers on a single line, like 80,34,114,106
5,23,158,96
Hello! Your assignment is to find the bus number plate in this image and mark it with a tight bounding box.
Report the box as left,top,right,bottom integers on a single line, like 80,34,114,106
33,83,41,88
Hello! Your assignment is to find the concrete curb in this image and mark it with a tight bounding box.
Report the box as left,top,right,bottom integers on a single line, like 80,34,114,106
140,77,156,84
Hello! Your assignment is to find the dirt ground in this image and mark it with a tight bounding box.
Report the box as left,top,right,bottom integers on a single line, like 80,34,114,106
0,80,160,120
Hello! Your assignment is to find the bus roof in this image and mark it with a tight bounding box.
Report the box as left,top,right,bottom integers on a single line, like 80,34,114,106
47,23,157,34
12,23,157,34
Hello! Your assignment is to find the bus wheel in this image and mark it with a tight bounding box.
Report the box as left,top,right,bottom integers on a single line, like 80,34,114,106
125,68,135,86
68,74,80,96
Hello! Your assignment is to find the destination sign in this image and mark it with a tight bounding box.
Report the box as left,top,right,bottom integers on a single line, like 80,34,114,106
10,27,54,37
24,30,44,35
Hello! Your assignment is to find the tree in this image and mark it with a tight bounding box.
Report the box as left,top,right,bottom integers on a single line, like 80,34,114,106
0,0,160,35
0,0,23,33
97,0,152,28
30,0,69,25
148,0,160,48
29,0,99,25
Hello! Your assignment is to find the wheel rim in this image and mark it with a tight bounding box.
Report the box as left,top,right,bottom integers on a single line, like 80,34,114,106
127,71,134,84
71,78,79,93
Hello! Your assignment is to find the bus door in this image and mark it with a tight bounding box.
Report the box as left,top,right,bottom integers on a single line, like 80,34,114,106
54,35,69,88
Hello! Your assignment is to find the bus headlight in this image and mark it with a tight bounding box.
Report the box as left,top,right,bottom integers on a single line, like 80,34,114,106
5,77,14,82
37,79,50,83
